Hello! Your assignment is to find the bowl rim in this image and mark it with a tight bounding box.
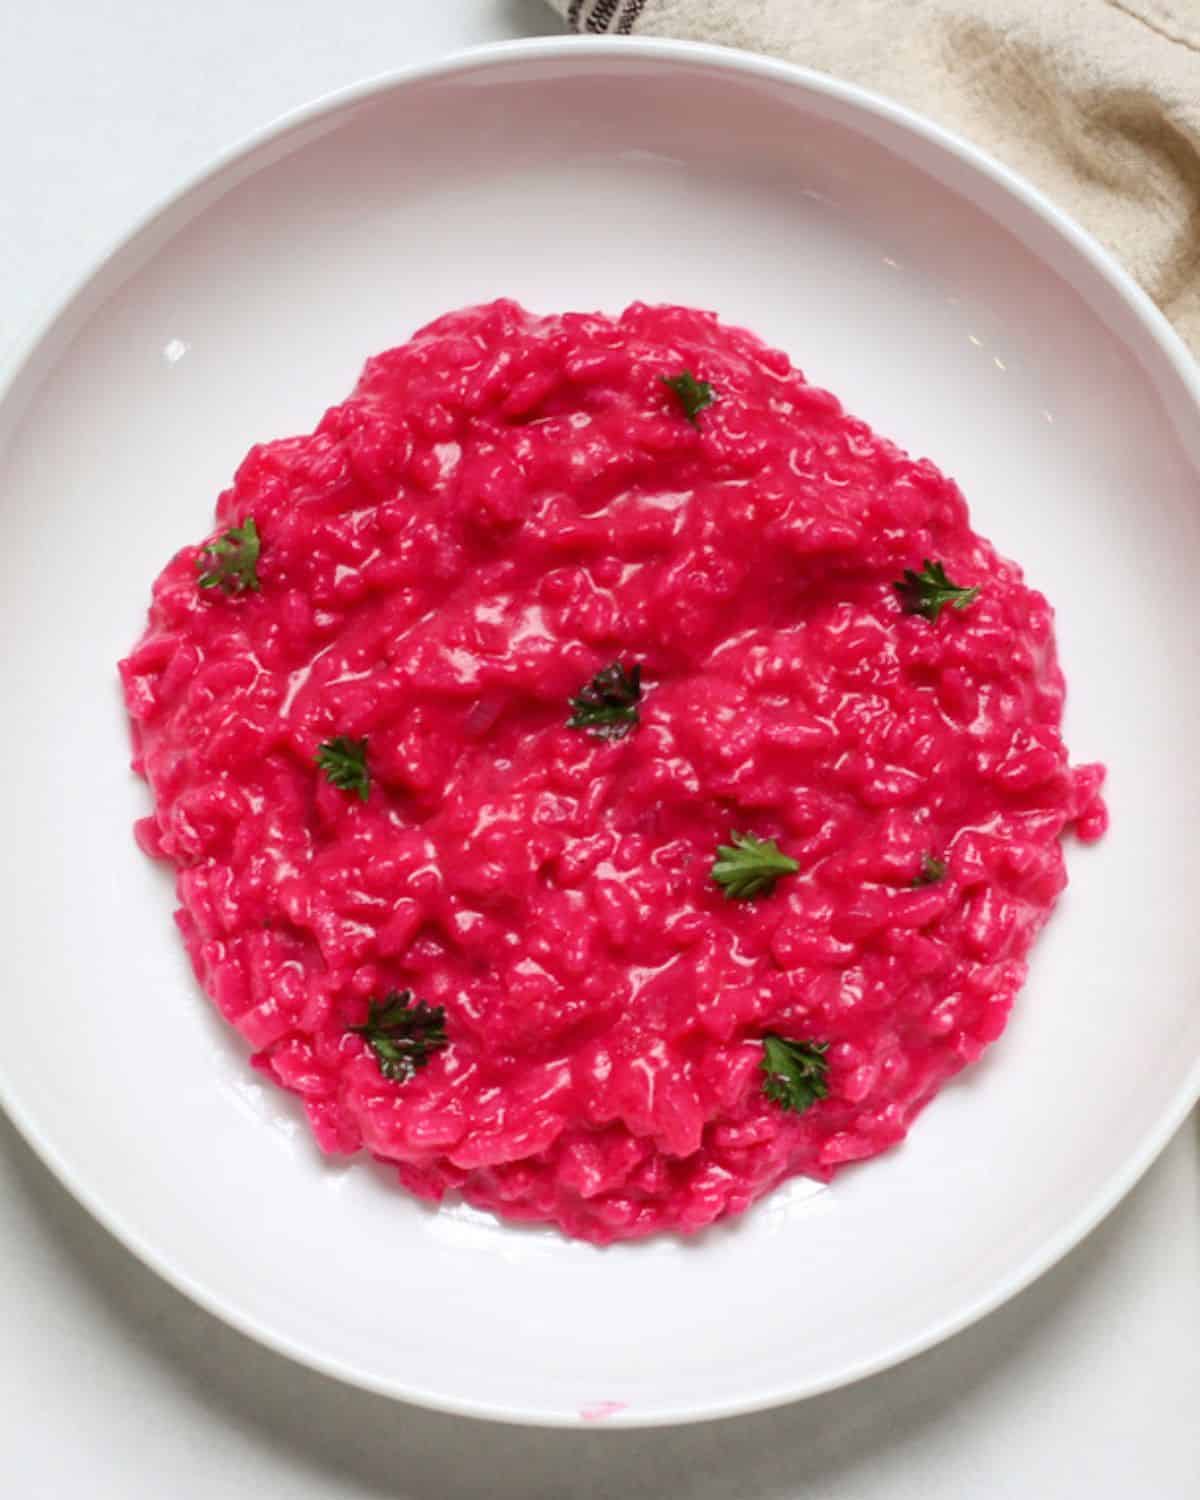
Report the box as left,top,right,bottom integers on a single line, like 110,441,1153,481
1,34,1197,1429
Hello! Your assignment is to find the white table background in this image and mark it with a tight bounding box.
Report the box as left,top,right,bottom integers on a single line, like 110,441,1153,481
3,4,1197,1495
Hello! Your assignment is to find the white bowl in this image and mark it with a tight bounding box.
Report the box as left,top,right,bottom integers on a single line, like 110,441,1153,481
1,38,1197,1428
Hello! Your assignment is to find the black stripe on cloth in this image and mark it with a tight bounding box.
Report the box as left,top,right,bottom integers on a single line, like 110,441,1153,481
617,0,647,32
586,0,624,31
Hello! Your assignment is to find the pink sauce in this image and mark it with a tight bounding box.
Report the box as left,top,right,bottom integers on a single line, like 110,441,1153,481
120,301,1105,1243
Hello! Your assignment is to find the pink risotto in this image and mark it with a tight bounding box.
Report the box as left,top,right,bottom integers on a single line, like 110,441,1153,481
120,301,1105,1244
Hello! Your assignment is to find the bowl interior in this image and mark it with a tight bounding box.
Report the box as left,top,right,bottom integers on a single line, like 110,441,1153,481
0,43,1197,1425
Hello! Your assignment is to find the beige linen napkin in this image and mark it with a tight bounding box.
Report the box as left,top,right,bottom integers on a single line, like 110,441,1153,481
550,0,1200,357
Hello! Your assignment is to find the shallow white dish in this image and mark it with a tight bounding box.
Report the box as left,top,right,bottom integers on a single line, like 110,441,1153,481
0,37,1197,1428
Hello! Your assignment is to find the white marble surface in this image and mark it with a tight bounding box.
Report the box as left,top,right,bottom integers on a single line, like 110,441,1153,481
2,4,1197,1494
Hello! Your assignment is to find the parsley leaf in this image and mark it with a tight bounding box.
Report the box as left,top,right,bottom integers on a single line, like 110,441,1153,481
196,518,261,594
316,736,370,800
349,991,448,1083
894,559,980,622
661,370,716,425
711,831,799,901
761,1035,830,1114
912,853,947,886
567,662,643,740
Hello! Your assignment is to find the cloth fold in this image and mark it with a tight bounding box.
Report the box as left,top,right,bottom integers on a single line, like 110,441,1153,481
550,0,1200,355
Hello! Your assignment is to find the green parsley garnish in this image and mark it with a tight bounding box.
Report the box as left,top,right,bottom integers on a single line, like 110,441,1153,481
894,559,980,622
711,831,799,901
316,736,370,800
912,853,947,886
661,370,716,425
761,1036,830,1115
196,517,261,594
567,662,643,740
349,991,448,1083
